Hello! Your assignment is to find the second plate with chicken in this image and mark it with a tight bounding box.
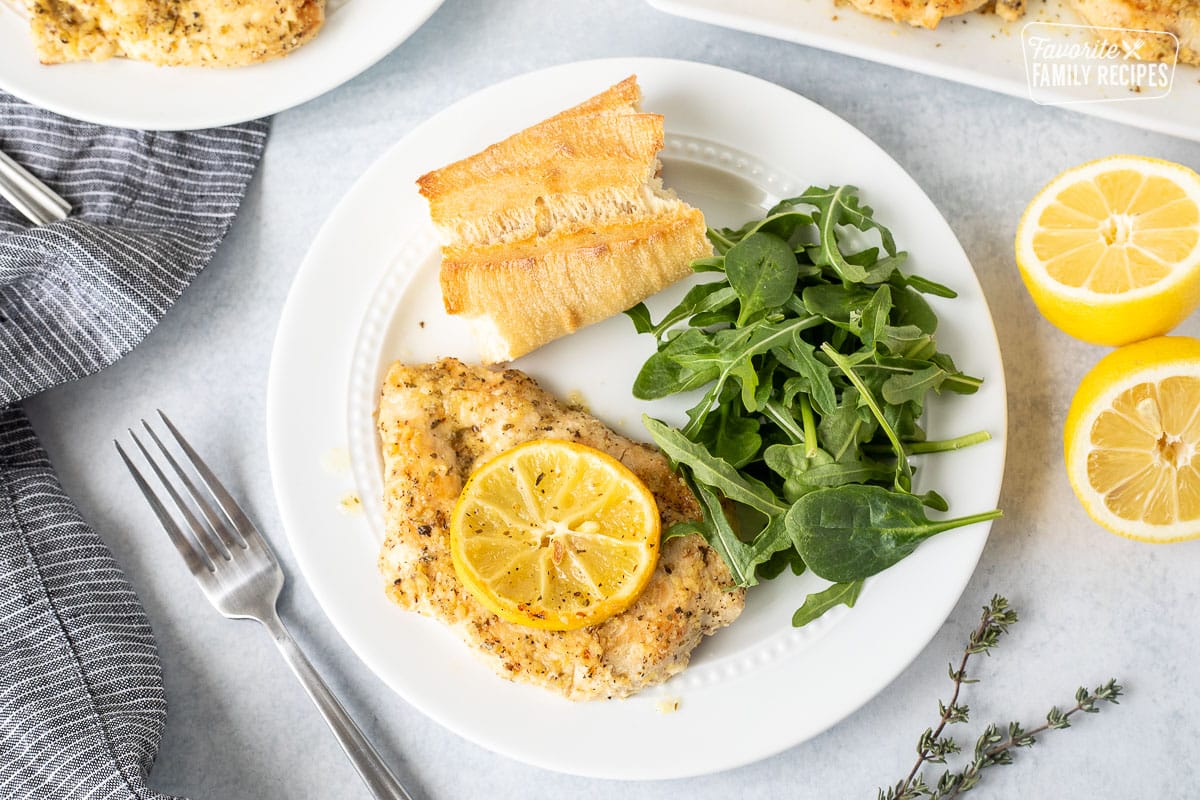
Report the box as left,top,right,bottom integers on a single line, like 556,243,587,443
0,0,444,129
266,57,1008,779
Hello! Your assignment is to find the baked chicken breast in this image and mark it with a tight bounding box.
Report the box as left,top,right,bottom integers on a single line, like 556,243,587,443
377,358,744,701
26,0,324,66
1070,0,1200,65
844,0,1025,28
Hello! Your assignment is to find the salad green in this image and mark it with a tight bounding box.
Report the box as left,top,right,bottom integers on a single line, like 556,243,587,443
627,185,1001,627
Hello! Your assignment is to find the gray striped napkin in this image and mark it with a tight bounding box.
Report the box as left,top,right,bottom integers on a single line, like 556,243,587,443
0,93,268,800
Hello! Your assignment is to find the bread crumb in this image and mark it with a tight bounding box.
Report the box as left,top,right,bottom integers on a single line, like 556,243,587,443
338,492,363,515
567,389,590,412
655,697,681,714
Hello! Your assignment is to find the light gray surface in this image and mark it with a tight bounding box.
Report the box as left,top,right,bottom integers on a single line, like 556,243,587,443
23,1,1200,797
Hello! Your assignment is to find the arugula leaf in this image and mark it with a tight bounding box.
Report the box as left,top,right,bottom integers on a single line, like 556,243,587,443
792,185,897,283
779,334,837,416
859,286,893,348
691,255,728,273
674,316,822,436
757,549,805,581
760,398,806,445
626,185,999,630
706,227,739,256
876,324,935,359
686,472,761,588
662,520,706,541
643,416,786,517
901,273,957,298
699,403,761,468
747,514,794,576
719,203,819,251
631,329,721,400
791,580,864,627
822,344,913,492
625,283,739,341
881,364,948,406
891,285,939,334
764,443,836,501
861,252,909,285
625,302,655,335
801,284,874,327
816,386,875,463
766,442,896,499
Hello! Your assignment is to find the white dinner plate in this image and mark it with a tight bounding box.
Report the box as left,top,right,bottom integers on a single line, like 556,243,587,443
0,0,442,130
648,0,1200,143
266,57,1008,780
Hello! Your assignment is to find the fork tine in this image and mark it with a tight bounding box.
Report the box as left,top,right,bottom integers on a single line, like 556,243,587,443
141,419,244,552
128,429,228,567
115,440,214,575
157,410,265,551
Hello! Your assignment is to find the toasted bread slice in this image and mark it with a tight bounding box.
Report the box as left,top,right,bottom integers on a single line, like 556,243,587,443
417,75,711,364
442,207,709,363
419,113,667,247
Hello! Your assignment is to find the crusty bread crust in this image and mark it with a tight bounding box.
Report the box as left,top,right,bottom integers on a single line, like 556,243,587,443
28,0,325,67
441,207,709,362
417,75,712,364
417,76,645,205
419,113,666,247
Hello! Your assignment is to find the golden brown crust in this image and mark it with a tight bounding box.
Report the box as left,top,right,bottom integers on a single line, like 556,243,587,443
377,358,744,700
416,76,644,204
439,209,709,361
27,0,325,67
418,113,666,247
542,74,643,122
416,75,712,365
842,0,990,28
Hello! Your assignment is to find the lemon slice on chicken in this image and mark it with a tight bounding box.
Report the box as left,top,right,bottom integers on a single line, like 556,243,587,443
450,439,660,631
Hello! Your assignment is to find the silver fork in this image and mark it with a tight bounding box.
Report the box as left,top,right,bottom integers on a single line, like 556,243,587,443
0,148,70,226
116,412,414,800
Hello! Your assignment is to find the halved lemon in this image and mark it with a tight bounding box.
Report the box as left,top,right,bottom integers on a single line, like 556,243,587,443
1064,336,1200,542
1015,155,1200,346
449,439,660,630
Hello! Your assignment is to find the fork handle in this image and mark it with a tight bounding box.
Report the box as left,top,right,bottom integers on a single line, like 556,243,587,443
0,149,70,226
261,613,415,800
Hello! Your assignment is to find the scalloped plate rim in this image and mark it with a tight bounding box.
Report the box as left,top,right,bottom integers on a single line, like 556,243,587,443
265,57,1008,780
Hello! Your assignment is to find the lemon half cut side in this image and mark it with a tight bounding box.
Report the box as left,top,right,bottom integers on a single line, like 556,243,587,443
1065,336,1200,543
449,439,661,631
1016,155,1200,346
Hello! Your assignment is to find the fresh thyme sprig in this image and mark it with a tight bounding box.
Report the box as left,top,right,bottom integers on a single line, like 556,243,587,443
879,596,1122,800
896,596,1018,792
